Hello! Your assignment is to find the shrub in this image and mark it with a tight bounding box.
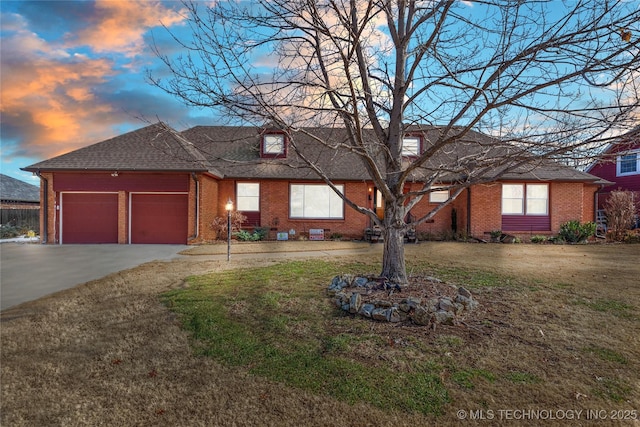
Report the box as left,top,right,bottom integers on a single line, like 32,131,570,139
235,227,268,241
604,190,638,242
622,229,640,244
210,211,247,240
530,235,547,244
558,220,596,243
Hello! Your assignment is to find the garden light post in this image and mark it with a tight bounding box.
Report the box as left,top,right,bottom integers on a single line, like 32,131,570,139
225,199,233,261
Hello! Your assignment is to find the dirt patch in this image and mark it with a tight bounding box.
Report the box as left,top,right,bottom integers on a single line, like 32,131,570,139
2,242,639,426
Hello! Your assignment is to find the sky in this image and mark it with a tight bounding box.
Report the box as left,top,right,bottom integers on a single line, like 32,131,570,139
1,0,214,184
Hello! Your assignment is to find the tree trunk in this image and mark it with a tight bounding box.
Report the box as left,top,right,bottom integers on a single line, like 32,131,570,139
381,225,407,284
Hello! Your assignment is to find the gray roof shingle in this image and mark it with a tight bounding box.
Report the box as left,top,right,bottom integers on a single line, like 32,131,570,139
0,174,40,203
24,122,602,183
23,123,216,174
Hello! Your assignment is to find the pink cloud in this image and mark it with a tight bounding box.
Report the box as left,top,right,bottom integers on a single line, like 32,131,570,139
1,1,188,162
74,0,186,56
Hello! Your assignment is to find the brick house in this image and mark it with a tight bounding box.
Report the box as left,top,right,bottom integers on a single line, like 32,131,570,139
23,122,603,244
586,126,640,210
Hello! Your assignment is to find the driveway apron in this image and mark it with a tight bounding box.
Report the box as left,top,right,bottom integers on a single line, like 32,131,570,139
0,244,188,311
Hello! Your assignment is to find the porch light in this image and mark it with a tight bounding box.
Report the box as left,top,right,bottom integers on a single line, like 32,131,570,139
225,199,233,261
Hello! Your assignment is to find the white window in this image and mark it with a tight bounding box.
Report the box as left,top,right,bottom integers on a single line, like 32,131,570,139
290,184,344,219
502,183,548,215
237,183,260,211
429,189,449,203
617,151,639,176
526,184,548,215
402,136,420,156
263,134,285,154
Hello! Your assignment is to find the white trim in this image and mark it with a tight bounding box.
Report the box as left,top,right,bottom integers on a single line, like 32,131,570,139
59,191,119,245
128,191,189,245
616,149,640,177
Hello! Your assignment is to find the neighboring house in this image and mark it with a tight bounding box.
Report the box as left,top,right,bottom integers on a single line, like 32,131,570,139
0,174,40,209
586,126,640,210
23,122,603,244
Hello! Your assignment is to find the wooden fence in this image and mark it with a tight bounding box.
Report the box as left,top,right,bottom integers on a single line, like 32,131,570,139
0,208,40,232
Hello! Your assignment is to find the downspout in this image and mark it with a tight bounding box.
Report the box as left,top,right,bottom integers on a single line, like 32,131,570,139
36,171,48,244
192,173,199,240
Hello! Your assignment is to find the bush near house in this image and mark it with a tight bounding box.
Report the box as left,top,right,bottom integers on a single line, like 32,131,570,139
558,220,597,244
604,190,639,242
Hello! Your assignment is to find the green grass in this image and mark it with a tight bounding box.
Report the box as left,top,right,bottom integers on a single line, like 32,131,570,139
583,346,628,365
406,260,523,289
573,298,636,319
505,371,541,384
161,256,638,415
451,368,496,389
593,377,633,402
162,260,449,415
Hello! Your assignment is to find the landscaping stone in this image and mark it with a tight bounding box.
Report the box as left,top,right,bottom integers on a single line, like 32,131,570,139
349,292,362,314
412,306,431,326
359,303,376,318
433,310,455,325
328,275,480,327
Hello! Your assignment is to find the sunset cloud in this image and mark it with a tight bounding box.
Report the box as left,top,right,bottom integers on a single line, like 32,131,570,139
0,1,193,176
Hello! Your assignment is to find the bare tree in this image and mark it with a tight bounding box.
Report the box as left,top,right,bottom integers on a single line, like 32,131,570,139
149,0,640,282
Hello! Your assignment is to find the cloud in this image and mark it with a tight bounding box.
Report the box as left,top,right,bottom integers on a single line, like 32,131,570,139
0,1,189,164
73,0,186,56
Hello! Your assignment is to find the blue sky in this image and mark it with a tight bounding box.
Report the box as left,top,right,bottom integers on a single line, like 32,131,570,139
2,1,637,185
1,0,214,184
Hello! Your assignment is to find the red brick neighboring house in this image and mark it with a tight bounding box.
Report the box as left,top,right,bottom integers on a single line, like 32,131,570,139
586,126,640,210
23,122,603,244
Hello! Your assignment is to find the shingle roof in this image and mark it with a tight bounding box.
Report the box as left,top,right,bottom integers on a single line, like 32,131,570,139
0,174,40,203
24,122,602,183
23,123,219,175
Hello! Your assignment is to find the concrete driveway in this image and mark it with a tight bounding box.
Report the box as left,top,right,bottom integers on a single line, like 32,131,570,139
0,243,188,311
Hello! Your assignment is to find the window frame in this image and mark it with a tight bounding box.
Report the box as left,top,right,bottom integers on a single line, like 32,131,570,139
616,150,640,176
236,182,260,212
289,183,344,219
429,189,449,203
402,135,421,157
261,132,286,158
501,183,549,216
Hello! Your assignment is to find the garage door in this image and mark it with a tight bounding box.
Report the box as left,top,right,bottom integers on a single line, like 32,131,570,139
62,193,118,243
130,193,188,244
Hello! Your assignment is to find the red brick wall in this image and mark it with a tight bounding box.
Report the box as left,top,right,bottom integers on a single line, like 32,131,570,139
469,183,502,238
117,191,127,243
550,182,584,233
39,172,56,244
190,174,220,242
214,180,371,240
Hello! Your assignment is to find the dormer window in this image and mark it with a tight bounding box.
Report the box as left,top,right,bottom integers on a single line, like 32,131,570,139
262,133,286,157
402,136,421,157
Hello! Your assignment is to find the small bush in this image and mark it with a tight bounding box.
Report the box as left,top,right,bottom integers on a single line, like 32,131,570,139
530,235,547,244
558,220,596,244
210,211,247,240
235,230,262,241
622,229,640,244
604,190,638,242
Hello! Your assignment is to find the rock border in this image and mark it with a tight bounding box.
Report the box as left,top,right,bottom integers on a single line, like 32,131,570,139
327,274,478,326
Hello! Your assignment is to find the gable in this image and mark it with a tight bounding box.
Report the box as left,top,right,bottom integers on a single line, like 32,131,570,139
23,123,216,174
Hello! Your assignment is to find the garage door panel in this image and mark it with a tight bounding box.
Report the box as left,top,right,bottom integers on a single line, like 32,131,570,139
62,193,118,243
131,194,188,244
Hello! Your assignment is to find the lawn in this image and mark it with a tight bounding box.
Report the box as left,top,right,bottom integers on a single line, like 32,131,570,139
1,242,639,426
